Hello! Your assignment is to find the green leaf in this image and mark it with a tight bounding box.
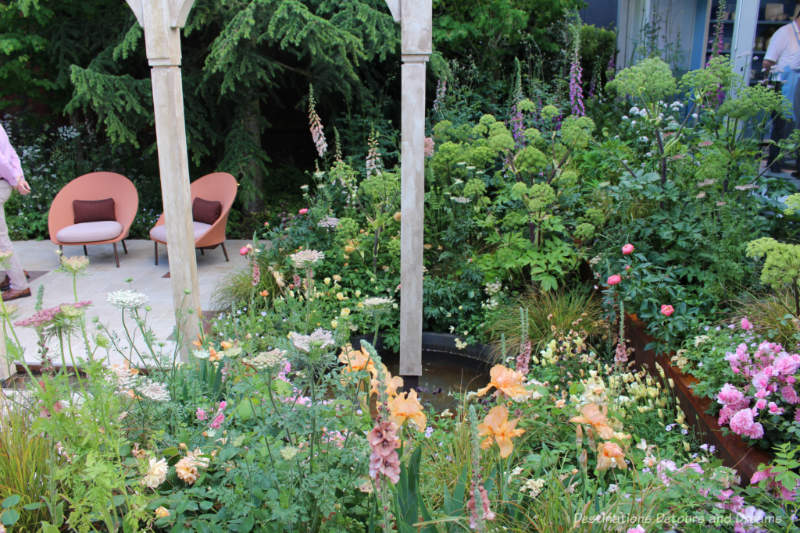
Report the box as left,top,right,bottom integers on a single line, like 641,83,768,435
1,495,20,509
1,508,20,526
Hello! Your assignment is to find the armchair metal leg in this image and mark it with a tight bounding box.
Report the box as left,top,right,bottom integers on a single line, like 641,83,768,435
200,248,205,256
83,245,88,256
122,240,128,254
221,242,229,262
113,243,120,268
154,242,158,266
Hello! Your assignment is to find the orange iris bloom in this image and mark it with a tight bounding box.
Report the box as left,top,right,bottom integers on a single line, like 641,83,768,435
477,405,525,458
338,346,376,374
388,389,427,431
569,403,616,440
477,365,531,401
371,364,404,399
596,441,627,471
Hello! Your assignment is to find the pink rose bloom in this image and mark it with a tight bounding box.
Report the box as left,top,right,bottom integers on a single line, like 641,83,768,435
607,274,621,286
754,388,769,399
740,317,753,331
627,527,645,533
196,408,207,421
717,383,744,405
298,208,308,215
729,408,764,439
768,402,783,415
660,304,674,317
755,399,766,410
622,243,634,255
239,246,250,256
217,401,227,411
752,371,771,391
774,354,800,376
781,384,800,405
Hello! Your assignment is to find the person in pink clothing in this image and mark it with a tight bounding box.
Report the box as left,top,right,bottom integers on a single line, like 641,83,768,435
0,122,32,301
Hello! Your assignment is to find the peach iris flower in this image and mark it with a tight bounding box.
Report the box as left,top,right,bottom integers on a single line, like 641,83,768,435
371,364,404,398
338,346,375,374
596,441,627,471
388,389,427,431
477,405,525,458
569,403,616,440
476,365,531,401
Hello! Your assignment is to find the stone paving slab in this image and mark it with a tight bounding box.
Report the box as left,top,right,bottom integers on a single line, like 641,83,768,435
3,239,250,369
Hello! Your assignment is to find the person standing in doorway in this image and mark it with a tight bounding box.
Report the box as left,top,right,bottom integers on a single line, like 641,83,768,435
763,7,800,175
0,122,31,301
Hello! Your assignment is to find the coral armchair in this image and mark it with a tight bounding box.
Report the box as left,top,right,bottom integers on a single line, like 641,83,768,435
149,172,238,265
48,172,139,268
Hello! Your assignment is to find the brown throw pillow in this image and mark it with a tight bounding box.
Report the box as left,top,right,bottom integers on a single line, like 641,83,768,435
73,198,116,224
193,197,222,224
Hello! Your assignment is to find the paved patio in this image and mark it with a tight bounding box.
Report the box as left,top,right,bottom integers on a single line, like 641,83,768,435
4,238,250,369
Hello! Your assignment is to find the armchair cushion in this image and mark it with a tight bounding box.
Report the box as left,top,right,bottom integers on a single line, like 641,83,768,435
56,221,123,243
192,197,222,224
149,221,212,243
73,198,116,224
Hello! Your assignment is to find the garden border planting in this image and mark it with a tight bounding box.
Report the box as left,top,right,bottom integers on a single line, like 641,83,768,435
626,314,773,481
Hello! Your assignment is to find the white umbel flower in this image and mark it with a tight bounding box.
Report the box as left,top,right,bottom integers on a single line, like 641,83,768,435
362,297,393,308
107,289,149,310
289,249,325,269
290,328,334,352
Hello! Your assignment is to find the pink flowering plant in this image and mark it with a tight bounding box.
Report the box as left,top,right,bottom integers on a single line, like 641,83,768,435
674,318,800,448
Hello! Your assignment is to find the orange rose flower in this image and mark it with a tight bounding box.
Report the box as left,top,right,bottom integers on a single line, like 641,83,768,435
596,441,627,471
388,389,427,431
477,405,525,458
476,365,531,401
569,403,616,440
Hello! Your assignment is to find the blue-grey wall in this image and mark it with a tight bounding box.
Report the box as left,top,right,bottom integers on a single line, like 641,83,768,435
580,0,618,28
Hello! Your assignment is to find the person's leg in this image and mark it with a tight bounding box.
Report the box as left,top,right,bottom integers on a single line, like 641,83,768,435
0,181,28,291
771,113,792,168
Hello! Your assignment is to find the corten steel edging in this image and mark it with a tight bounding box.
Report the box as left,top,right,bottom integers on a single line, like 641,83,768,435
626,314,772,482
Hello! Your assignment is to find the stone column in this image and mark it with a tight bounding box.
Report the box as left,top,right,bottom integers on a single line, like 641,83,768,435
397,0,431,379
399,57,427,377
150,65,202,353
127,0,200,359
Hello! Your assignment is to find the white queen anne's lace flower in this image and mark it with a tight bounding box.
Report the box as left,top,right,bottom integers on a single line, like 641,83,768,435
138,380,171,402
362,297,393,308
289,249,325,269
451,196,471,204
317,216,339,229
244,348,287,370
290,328,334,352
107,289,149,310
